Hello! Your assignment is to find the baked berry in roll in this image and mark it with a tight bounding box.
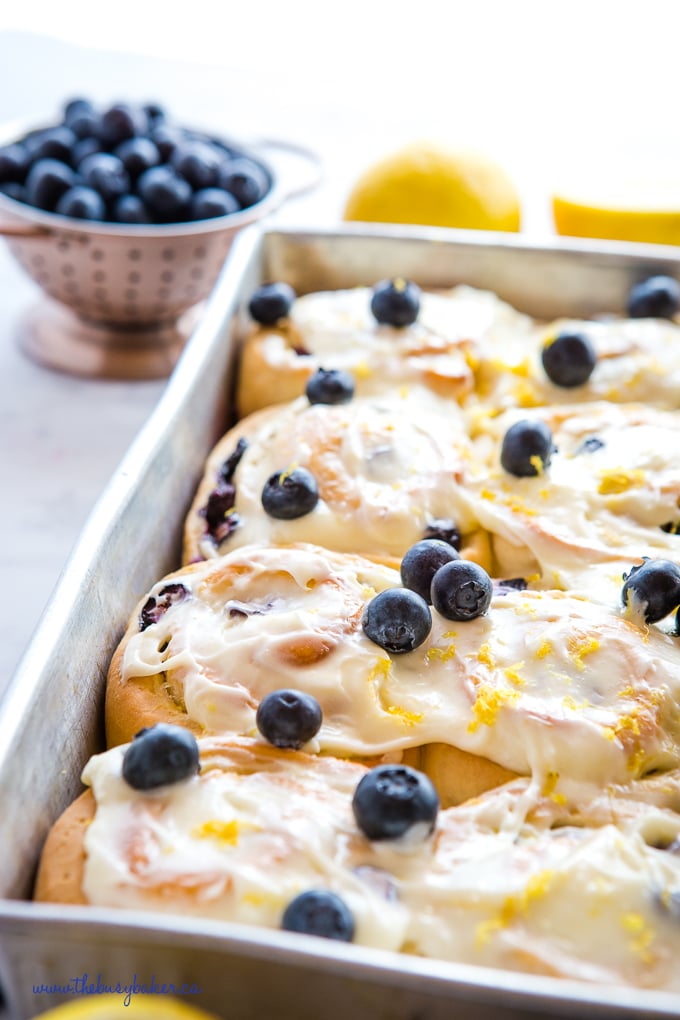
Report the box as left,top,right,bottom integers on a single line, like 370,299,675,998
465,402,680,601
237,281,535,417
183,392,484,568
105,543,680,791
35,732,680,992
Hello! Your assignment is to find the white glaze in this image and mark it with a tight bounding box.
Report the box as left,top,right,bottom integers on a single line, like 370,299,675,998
81,739,680,990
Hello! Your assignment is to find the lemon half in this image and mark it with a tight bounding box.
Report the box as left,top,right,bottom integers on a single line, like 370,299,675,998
34,994,220,1019
553,170,680,246
343,142,521,232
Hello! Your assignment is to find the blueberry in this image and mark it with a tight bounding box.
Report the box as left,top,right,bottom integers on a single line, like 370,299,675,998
204,496,240,543
0,182,25,201
430,560,493,622
370,278,421,327
305,367,355,405
114,137,161,180
78,153,130,203
256,689,323,749
171,140,224,190
352,764,439,841
541,330,596,388
400,539,460,604
67,110,100,141
621,559,680,623
24,159,76,210
577,436,605,455
112,193,151,224
55,185,107,221
627,275,680,319
97,102,147,147
32,126,77,165
661,521,680,536
218,437,248,483
282,890,354,941
150,123,187,161
361,588,431,653
218,157,269,208
261,466,319,519
248,282,296,324
122,723,200,790
190,187,240,220
0,144,31,184
143,102,166,124
63,97,94,121
140,582,190,630
71,137,102,166
423,519,462,550
137,165,192,222
495,577,528,593
500,419,554,477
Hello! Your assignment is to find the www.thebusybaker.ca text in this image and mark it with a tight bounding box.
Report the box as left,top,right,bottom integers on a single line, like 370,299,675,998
33,972,202,1007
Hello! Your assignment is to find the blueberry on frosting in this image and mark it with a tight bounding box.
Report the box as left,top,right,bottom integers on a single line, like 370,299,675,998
627,275,680,320
541,330,596,388
352,764,439,842
261,466,319,519
621,559,680,624
122,724,200,790
500,419,554,477
362,588,432,654
282,890,355,941
431,560,493,622
400,539,460,604
248,282,296,325
256,689,323,749
370,278,421,327
305,367,355,405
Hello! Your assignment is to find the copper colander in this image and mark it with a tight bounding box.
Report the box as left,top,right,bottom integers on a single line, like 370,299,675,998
0,132,320,379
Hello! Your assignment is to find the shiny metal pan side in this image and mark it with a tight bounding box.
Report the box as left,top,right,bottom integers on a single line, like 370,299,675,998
3,903,680,1020
2,224,680,1020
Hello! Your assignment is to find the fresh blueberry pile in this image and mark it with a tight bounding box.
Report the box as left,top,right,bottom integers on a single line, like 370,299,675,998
0,98,271,224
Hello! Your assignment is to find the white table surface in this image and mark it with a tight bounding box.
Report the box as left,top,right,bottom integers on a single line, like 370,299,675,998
1,14,679,693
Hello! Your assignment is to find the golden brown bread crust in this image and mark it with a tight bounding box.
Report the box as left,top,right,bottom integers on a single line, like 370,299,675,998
237,327,315,418
421,743,518,807
33,789,94,905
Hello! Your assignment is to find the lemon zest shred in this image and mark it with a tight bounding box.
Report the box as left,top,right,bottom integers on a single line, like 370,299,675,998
385,704,424,726
467,686,520,732
597,468,646,495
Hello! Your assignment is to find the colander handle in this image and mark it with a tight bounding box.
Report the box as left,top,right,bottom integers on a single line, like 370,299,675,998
247,138,323,204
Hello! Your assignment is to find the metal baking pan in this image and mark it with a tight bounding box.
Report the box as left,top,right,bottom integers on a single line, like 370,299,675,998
2,224,680,1020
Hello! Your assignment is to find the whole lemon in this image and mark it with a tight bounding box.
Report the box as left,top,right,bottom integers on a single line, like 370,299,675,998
553,171,680,246
34,993,221,1019
343,142,521,232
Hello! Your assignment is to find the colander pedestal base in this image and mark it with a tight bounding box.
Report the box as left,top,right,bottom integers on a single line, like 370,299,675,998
18,298,204,380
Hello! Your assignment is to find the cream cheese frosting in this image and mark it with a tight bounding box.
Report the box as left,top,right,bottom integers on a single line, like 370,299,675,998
185,395,477,563
472,314,680,412
80,738,680,990
119,544,680,785
237,285,536,416
464,403,680,600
